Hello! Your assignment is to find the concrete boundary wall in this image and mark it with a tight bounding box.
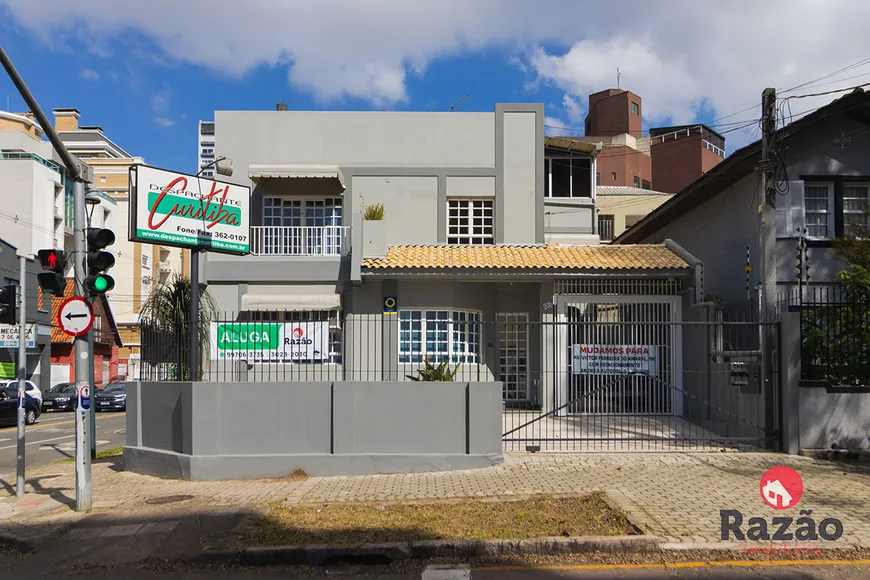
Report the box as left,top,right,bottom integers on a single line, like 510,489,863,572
125,381,503,480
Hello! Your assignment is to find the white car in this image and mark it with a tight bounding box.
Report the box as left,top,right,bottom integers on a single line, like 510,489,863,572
1,380,42,406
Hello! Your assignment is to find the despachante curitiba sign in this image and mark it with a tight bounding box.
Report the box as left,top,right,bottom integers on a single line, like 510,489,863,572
129,165,251,255
210,322,330,362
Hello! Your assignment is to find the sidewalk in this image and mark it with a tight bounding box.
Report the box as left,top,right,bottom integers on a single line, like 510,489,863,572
1,451,869,559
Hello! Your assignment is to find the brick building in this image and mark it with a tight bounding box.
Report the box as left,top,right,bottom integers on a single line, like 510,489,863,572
649,124,726,193
44,280,122,388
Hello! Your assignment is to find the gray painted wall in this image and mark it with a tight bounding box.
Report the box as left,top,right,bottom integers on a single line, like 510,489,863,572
627,113,870,305
207,104,545,285
125,380,504,480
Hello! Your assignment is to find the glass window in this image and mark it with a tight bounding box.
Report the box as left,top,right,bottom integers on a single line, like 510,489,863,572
546,157,591,198
631,102,639,115
633,176,641,188
804,184,833,239
399,310,481,364
611,172,617,181
843,183,869,237
598,215,615,242
447,199,494,245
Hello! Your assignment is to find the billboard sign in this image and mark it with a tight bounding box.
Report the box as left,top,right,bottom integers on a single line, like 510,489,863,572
129,165,251,255
210,322,329,362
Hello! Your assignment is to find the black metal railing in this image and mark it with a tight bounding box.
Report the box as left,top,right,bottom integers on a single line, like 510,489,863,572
800,286,870,386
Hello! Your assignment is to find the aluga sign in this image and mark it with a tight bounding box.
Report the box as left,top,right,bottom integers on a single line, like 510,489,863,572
129,165,251,255
209,322,329,362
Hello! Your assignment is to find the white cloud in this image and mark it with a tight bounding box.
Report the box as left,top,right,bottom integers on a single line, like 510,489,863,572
3,0,870,146
151,84,171,113
79,68,100,81
154,116,175,128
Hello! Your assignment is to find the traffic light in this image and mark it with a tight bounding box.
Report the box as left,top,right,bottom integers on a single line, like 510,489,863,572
84,228,115,295
37,249,67,295
0,284,16,325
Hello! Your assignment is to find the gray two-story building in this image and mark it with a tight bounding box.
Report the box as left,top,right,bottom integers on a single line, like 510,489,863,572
202,104,699,413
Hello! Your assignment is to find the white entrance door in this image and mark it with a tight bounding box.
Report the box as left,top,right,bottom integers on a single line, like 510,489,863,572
497,313,529,403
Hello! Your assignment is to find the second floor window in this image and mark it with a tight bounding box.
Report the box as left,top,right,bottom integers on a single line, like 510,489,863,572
545,157,591,198
843,183,869,235
633,176,641,188
448,199,493,245
804,183,833,239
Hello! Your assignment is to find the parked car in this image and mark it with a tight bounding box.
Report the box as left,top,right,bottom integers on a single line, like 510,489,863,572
0,380,42,407
41,382,77,412
0,387,40,425
94,382,127,411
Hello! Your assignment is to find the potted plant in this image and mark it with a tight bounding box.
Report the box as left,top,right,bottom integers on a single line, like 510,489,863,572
406,358,459,382
363,202,385,220
362,203,388,258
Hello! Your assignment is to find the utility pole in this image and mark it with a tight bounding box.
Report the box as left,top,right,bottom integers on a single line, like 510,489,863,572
759,87,778,448
16,255,26,497
0,44,93,511
759,88,777,322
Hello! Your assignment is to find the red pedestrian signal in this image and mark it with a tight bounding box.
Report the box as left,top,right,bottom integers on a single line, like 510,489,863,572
38,249,66,273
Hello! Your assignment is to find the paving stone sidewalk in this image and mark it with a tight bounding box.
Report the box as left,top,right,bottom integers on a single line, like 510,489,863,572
1,452,869,548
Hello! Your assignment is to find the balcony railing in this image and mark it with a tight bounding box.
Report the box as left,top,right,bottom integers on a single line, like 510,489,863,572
250,225,350,256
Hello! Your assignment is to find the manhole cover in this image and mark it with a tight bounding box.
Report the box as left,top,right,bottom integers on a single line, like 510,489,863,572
145,494,194,505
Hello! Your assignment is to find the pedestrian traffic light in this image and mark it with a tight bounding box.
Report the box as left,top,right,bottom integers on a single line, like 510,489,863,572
0,284,16,325
84,228,115,295
37,248,67,295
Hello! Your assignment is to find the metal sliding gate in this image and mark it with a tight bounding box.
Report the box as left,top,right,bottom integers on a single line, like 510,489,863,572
502,300,780,452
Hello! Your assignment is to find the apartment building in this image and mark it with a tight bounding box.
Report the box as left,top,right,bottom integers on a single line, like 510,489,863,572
54,108,188,379
193,104,697,411
198,120,215,177
0,111,71,258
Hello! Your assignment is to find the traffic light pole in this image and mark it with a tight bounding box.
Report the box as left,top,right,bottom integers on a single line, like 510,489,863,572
1,42,92,511
16,255,26,497
73,179,92,512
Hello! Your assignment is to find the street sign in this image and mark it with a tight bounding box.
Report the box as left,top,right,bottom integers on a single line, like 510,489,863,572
57,297,94,337
0,324,35,348
78,384,90,411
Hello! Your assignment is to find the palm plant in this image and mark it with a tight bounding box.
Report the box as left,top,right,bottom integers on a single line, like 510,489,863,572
139,274,218,381
406,358,460,382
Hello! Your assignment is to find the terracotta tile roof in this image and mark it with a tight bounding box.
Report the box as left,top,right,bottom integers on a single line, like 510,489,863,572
362,244,689,271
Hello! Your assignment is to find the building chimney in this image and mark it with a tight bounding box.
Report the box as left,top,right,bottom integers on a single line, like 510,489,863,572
53,108,81,132
276,102,289,111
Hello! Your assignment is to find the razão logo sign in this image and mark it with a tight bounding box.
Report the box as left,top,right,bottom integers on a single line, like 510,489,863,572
720,465,843,549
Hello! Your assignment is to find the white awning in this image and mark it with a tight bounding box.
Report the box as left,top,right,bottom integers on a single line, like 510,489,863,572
241,293,341,311
248,164,346,189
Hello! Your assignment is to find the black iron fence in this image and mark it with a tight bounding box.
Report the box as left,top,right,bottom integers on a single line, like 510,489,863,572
799,286,870,386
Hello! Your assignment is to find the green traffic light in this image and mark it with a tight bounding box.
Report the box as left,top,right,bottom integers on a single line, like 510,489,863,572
93,275,109,293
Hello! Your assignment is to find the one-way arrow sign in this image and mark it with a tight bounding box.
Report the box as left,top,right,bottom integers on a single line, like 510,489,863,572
57,296,94,337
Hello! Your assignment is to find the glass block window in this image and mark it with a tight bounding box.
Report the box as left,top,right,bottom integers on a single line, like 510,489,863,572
399,310,481,363
447,199,494,245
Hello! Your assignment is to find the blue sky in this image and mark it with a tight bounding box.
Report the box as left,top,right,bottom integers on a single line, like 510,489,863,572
0,1,866,173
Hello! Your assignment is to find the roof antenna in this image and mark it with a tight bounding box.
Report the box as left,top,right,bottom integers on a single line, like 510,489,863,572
617,67,620,89
450,94,469,111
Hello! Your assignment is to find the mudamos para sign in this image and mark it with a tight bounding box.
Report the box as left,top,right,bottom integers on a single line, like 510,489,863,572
209,322,329,362
572,344,658,376
129,165,251,255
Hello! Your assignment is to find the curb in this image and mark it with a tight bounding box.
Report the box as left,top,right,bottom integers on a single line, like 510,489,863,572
0,530,36,554
198,535,659,566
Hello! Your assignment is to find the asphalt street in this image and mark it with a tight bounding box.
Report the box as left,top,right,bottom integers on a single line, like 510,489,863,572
0,410,126,477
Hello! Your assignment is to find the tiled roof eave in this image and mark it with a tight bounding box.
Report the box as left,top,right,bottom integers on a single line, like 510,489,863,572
361,266,692,275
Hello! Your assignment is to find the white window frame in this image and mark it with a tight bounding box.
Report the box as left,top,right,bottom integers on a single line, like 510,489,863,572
842,182,870,237
803,182,834,240
398,309,482,364
447,199,494,245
